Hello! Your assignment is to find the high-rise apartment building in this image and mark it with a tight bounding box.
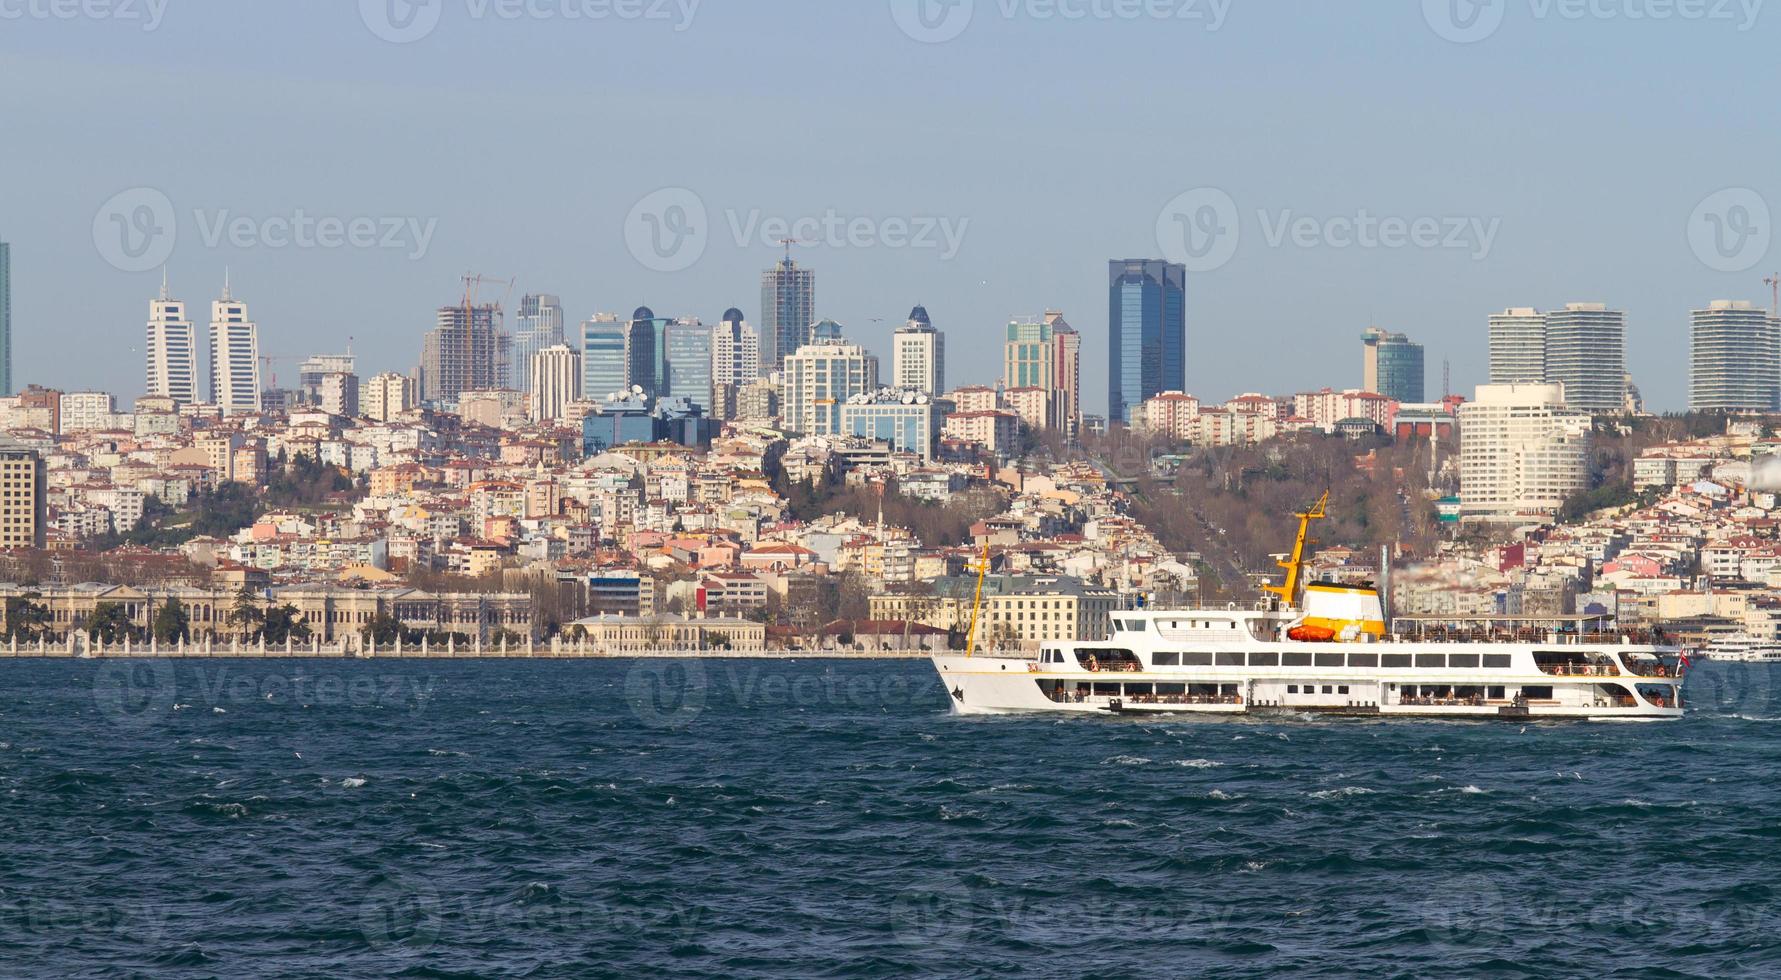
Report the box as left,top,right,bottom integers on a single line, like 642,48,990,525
783,332,879,436
1458,383,1591,523
419,302,504,405
761,256,815,372
530,344,582,422
664,319,714,411
1108,259,1186,424
1488,308,1547,384
1690,300,1781,412
297,353,356,405
1360,327,1425,403
712,308,761,388
1543,303,1626,414
0,444,44,549
892,306,945,396
1003,310,1081,433
146,277,198,405
512,293,565,396
208,278,262,415
318,372,359,418
363,372,415,422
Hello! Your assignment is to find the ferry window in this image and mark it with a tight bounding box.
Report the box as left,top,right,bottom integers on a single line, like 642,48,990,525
1448,654,1480,669
1524,685,1554,700
1181,652,1213,666
1283,652,1313,667
1415,654,1446,669
1321,685,1334,694
1488,686,1506,699
1315,653,1344,667
1338,686,1349,695
1482,655,1512,669
1287,685,1299,694
1347,654,1378,668
1381,654,1412,668
1216,652,1245,666
1249,652,1279,666
1154,651,1180,666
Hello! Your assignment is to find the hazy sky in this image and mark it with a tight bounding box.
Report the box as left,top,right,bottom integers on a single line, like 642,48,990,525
2,0,1777,413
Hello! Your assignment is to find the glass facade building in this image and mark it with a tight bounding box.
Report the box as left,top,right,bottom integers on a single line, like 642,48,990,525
580,315,629,401
1361,327,1425,403
761,257,815,372
663,319,714,412
1107,259,1186,424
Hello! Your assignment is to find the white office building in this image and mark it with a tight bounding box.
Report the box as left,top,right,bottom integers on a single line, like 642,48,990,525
712,309,761,387
1458,383,1591,523
530,344,582,423
1690,300,1780,413
146,278,199,405
208,278,261,415
783,334,879,436
892,306,945,396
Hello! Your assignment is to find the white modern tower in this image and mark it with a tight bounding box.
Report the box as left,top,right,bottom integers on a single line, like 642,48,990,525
892,305,944,396
712,308,761,387
783,332,879,436
146,273,199,405
1543,303,1626,414
1691,300,1781,412
208,274,262,415
530,344,582,423
1488,308,1547,385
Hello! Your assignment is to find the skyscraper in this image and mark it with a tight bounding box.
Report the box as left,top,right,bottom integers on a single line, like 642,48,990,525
208,276,262,415
712,308,761,387
1107,259,1186,424
0,239,10,395
146,275,198,405
1360,328,1425,403
1691,300,1780,412
1488,308,1547,384
1544,303,1626,414
892,306,945,395
783,329,879,435
628,306,667,398
512,293,565,396
761,256,815,372
0,444,45,549
1004,310,1081,433
419,301,504,405
581,314,629,400
664,318,714,411
530,344,582,422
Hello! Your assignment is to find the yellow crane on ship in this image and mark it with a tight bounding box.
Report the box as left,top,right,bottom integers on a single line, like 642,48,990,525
964,538,991,658
1261,490,1329,608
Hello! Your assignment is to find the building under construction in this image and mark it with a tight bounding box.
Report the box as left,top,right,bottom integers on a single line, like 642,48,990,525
419,303,511,406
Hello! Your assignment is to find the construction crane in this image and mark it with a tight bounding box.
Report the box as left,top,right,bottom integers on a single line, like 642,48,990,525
1766,273,1780,314
461,273,515,312
774,238,810,265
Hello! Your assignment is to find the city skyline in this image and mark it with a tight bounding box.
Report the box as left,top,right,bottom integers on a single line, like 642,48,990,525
6,4,1777,413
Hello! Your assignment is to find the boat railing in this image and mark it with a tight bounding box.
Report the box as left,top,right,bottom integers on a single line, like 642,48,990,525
1048,691,1240,706
1391,627,1668,647
1537,663,1621,677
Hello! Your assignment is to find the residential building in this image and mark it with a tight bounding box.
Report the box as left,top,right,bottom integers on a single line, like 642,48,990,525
1361,327,1425,403
1544,303,1626,414
530,344,582,423
363,372,415,422
761,256,815,372
870,574,1118,644
783,333,879,436
420,302,504,405
0,444,45,549
943,410,1020,454
297,353,355,405
208,278,262,415
1690,300,1780,412
1004,310,1081,432
1458,383,1591,523
59,391,117,432
1108,259,1186,424
892,306,944,395
1488,307,1547,384
319,372,359,417
146,278,198,405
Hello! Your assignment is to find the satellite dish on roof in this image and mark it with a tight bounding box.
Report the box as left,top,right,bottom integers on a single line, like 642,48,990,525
632,385,644,396
916,394,929,405
901,392,916,405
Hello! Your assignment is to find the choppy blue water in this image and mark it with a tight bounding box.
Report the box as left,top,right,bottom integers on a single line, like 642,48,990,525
1,658,1778,978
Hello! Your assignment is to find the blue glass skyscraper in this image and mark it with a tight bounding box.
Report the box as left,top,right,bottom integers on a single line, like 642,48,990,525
1108,259,1185,424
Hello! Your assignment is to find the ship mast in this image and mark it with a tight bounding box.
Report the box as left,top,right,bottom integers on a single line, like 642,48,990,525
1261,490,1329,608
965,538,991,657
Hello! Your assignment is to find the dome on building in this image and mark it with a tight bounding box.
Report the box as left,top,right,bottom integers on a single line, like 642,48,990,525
721,307,745,324
908,305,931,325
631,306,655,322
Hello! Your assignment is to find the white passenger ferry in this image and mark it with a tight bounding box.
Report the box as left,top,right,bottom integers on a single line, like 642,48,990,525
1701,633,1781,663
932,494,1686,722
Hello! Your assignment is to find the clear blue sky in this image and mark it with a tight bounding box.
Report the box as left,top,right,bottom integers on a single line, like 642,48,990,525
1,0,1776,412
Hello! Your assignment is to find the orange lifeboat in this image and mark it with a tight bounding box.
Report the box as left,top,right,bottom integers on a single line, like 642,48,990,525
1288,624,1337,643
